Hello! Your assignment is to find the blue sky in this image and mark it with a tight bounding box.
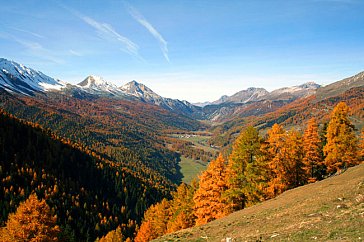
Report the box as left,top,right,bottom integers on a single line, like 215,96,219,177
1,0,364,102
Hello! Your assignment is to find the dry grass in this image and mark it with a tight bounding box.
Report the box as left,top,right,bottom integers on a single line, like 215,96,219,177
154,164,364,242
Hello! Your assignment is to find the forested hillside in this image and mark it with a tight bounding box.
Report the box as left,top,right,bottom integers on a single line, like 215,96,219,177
0,90,205,185
209,86,364,149
0,109,171,241
156,163,364,241
135,102,364,241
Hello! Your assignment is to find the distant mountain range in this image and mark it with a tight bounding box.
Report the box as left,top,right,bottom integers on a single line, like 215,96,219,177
198,82,322,122
195,82,321,107
0,58,204,118
1,58,364,122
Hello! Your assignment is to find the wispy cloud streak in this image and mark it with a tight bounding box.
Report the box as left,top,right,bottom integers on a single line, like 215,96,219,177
69,49,83,57
0,32,63,64
126,4,169,62
10,27,44,39
60,4,141,60
80,15,140,58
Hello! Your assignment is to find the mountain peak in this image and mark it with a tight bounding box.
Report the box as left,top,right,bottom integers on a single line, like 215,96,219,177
76,75,123,96
211,87,269,105
78,75,109,88
121,80,147,89
120,80,159,99
128,80,139,85
298,82,321,89
0,58,65,95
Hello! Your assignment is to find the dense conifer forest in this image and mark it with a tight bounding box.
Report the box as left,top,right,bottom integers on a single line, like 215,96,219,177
0,109,171,241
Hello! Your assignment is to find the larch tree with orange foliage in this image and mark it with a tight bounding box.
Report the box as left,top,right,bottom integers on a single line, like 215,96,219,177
283,129,305,189
134,182,197,241
264,123,287,198
134,221,153,242
96,227,124,242
1,193,60,241
134,198,170,242
193,154,229,226
303,118,324,182
324,102,359,173
264,124,305,197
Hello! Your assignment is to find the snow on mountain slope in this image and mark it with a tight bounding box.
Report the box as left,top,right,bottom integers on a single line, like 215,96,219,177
0,57,201,118
205,82,321,107
120,80,205,119
220,87,269,104
77,75,125,96
266,82,321,100
0,58,65,95
120,80,162,101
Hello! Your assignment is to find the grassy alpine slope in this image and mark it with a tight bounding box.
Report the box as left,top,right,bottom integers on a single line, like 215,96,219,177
155,164,364,242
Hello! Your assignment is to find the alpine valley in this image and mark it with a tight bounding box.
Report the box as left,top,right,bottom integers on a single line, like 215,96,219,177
1,58,364,241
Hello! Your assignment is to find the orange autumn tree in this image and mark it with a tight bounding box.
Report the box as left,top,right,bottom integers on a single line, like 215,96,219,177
193,154,229,226
97,227,124,242
2,193,60,241
134,221,153,242
264,124,305,197
134,199,170,242
303,118,324,182
283,129,305,189
264,123,286,198
324,102,359,173
135,182,197,241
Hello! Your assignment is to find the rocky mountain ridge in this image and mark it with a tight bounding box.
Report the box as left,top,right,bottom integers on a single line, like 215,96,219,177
0,58,65,95
1,58,363,122
196,82,321,107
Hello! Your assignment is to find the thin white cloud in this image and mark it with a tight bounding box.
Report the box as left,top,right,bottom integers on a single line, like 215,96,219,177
80,15,140,58
10,27,44,39
14,38,63,64
0,32,63,64
126,3,169,62
60,4,142,60
69,49,83,57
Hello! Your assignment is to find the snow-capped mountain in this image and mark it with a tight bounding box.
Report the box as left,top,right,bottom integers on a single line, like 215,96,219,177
203,82,321,107
120,80,205,119
0,58,65,95
213,87,269,105
198,82,321,122
77,75,126,97
0,58,326,122
120,80,163,103
0,58,201,118
266,82,321,100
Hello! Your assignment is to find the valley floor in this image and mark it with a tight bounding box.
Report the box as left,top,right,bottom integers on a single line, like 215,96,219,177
155,164,364,241
179,156,206,184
